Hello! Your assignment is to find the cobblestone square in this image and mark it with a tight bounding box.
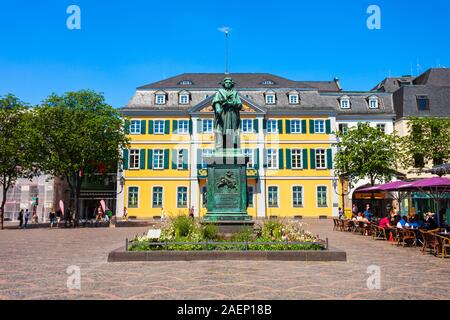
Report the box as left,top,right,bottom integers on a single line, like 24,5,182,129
0,220,449,300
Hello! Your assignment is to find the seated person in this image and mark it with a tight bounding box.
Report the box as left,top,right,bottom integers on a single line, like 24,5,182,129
405,216,420,229
397,216,407,229
361,213,370,224
425,212,438,230
356,212,364,222
378,215,393,229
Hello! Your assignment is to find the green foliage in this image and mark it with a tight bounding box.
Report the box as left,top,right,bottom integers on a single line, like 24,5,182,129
32,90,129,217
0,94,38,229
129,218,324,251
401,117,450,170
335,122,400,186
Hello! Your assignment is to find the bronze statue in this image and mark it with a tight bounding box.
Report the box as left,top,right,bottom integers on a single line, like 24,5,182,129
212,77,242,150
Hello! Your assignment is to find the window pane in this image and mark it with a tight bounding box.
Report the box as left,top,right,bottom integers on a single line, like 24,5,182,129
317,186,327,207
292,186,303,207
291,149,302,169
152,187,163,207
178,120,188,133
128,187,139,208
177,187,188,208
153,149,164,169
130,120,141,134
268,186,278,207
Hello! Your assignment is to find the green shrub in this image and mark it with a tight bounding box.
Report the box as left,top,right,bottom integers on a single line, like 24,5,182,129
172,215,194,239
202,224,219,240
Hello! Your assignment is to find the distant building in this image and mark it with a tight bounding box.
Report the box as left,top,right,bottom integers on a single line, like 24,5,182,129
119,73,395,219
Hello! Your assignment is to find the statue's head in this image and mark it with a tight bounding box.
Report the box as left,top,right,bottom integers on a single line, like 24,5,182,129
221,77,235,90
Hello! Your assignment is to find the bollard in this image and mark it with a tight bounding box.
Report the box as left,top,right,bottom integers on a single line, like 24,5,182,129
126,238,128,251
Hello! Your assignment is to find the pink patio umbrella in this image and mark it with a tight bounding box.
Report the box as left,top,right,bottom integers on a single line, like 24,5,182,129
358,181,411,215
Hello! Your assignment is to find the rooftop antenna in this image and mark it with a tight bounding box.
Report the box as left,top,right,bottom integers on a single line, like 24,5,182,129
218,27,231,74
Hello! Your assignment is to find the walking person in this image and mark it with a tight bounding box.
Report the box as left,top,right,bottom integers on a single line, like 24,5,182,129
23,209,30,229
64,208,73,228
56,208,62,228
189,206,195,219
49,210,56,228
18,209,24,228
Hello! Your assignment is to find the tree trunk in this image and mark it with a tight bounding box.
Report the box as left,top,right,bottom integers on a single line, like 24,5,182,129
1,186,7,230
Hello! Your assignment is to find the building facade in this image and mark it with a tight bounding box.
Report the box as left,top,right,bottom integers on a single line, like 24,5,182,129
119,73,394,219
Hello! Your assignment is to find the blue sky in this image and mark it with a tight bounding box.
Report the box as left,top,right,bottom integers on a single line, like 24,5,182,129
0,0,449,107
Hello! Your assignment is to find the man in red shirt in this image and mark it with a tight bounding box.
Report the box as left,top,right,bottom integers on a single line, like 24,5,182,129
378,216,393,229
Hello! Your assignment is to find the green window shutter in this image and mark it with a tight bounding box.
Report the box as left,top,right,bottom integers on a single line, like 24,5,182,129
310,149,316,169
301,120,307,134
309,120,315,134
197,119,202,133
197,149,202,169
172,149,177,169
325,120,331,134
278,149,284,169
173,120,178,134
147,149,153,169
189,119,193,135
123,149,129,169
148,120,154,134
182,149,189,170
263,119,267,131
124,120,130,134
278,120,283,134
302,149,308,169
286,120,291,134
140,149,146,170
327,149,333,169
164,149,170,169
140,120,146,134
253,119,259,133
255,148,260,169
164,120,170,134
286,149,291,169
263,149,268,168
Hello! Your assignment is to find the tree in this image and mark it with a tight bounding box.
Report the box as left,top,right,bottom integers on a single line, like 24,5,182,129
0,94,37,229
34,90,129,223
334,123,399,187
402,117,450,170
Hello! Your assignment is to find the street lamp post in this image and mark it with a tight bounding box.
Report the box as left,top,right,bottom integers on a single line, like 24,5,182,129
333,175,352,217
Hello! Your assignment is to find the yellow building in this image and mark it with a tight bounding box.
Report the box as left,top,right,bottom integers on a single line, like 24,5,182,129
118,73,351,219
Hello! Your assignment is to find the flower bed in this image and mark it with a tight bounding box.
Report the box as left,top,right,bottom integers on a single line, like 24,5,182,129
127,216,326,251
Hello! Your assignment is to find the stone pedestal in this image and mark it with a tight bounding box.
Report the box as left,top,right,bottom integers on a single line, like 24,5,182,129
203,150,253,224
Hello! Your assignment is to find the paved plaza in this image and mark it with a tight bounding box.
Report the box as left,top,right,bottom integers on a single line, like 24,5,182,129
0,219,449,300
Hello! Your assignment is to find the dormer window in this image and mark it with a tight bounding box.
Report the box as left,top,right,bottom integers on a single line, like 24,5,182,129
261,80,276,85
289,93,299,105
339,96,350,109
265,92,276,105
178,91,190,105
155,93,166,105
368,96,379,109
178,80,193,85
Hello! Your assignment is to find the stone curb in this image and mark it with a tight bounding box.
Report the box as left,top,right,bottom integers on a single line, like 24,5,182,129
107,247,347,262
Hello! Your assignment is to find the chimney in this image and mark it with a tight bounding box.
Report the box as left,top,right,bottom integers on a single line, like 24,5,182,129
334,77,342,91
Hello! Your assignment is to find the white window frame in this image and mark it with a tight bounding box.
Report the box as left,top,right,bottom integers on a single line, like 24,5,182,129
127,186,139,208
241,119,254,133
176,149,185,170
176,186,188,208
179,94,189,105
291,149,303,169
376,123,386,133
314,120,325,134
267,149,278,170
267,119,278,133
201,149,213,169
154,120,165,134
153,149,164,170
315,148,326,169
152,186,164,208
317,186,328,208
369,97,379,109
267,186,279,208
289,94,299,104
244,148,254,168
202,119,213,133
155,94,166,105
340,98,350,109
339,123,348,135
265,94,276,105
130,120,141,134
292,185,304,208
177,120,189,134
290,119,302,133
129,149,140,170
